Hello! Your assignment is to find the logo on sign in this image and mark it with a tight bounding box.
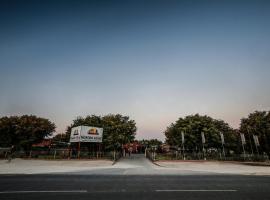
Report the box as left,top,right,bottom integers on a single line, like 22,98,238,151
88,128,98,135
74,129,79,135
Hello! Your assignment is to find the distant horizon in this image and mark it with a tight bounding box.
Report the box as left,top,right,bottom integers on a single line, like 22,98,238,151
1,0,270,141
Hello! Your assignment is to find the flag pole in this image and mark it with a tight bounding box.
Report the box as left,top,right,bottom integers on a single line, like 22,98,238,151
201,132,206,160
220,132,226,159
240,133,246,160
181,130,186,160
253,135,259,156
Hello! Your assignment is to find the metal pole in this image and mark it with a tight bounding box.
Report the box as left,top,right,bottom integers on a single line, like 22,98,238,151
154,147,156,161
220,132,225,159
78,142,81,159
203,144,206,160
222,143,225,159
242,143,246,160
253,135,259,157
183,144,186,160
54,149,56,159
145,147,147,157
247,127,254,156
182,130,186,160
255,143,259,156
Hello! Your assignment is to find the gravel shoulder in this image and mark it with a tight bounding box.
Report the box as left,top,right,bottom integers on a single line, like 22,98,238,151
0,158,114,174
155,160,270,175
1,156,270,175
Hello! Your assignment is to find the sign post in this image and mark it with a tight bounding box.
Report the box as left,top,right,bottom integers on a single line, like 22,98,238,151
201,132,206,160
69,126,103,159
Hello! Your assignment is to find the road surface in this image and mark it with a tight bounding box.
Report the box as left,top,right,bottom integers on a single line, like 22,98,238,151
0,174,269,200
1,154,270,199
1,154,269,175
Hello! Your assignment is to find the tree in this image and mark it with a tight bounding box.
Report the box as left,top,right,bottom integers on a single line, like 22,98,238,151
138,139,163,152
239,111,270,155
139,139,163,148
102,114,136,150
52,133,70,144
66,114,137,151
0,115,56,151
164,114,238,154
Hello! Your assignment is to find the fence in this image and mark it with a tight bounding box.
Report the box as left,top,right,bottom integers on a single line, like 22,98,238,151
146,150,269,162
0,148,122,161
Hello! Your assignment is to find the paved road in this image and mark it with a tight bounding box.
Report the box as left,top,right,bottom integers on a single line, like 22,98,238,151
68,154,218,175
0,174,270,200
1,155,270,199
2,154,269,175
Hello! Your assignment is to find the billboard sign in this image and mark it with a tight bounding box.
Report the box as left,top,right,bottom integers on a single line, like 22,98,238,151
70,126,103,143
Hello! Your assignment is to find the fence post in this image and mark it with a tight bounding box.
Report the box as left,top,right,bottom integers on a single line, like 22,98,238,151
145,148,147,157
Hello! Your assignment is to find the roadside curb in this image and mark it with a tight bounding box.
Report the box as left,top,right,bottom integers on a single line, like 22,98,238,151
145,156,165,167
152,161,164,167
242,162,270,167
155,160,270,167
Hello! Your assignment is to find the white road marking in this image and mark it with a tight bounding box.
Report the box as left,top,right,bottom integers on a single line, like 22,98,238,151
0,189,238,194
0,190,88,194
156,189,237,192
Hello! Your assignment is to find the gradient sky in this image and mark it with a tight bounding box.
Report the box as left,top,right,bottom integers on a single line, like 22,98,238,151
0,0,270,141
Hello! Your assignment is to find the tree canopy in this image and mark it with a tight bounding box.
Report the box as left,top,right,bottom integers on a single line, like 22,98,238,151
239,111,270,155
165,114,238,153
139,139,163,148
66,114,137,150
0,115,56,150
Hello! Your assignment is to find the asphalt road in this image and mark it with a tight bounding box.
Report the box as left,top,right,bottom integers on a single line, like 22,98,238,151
0,175,270,200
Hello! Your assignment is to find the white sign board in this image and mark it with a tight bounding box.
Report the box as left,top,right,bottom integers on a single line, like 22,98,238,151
70,126,103,143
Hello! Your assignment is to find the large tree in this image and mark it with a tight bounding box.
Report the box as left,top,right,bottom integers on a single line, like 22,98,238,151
165,114,238,154
66,114,137,151
0,115,56,151
139,139,163,148
239,111,270,155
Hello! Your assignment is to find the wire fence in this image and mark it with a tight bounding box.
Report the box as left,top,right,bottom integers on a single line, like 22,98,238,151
146,150,269,162
0,148,122,161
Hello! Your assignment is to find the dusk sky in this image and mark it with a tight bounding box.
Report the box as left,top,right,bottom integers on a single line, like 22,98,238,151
0,0,270,140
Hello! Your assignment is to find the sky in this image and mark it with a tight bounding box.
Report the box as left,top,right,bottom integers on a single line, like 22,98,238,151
0,0,270,141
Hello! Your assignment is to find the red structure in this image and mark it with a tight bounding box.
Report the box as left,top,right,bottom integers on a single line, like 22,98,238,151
32,139,52,148
123,141,143,154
